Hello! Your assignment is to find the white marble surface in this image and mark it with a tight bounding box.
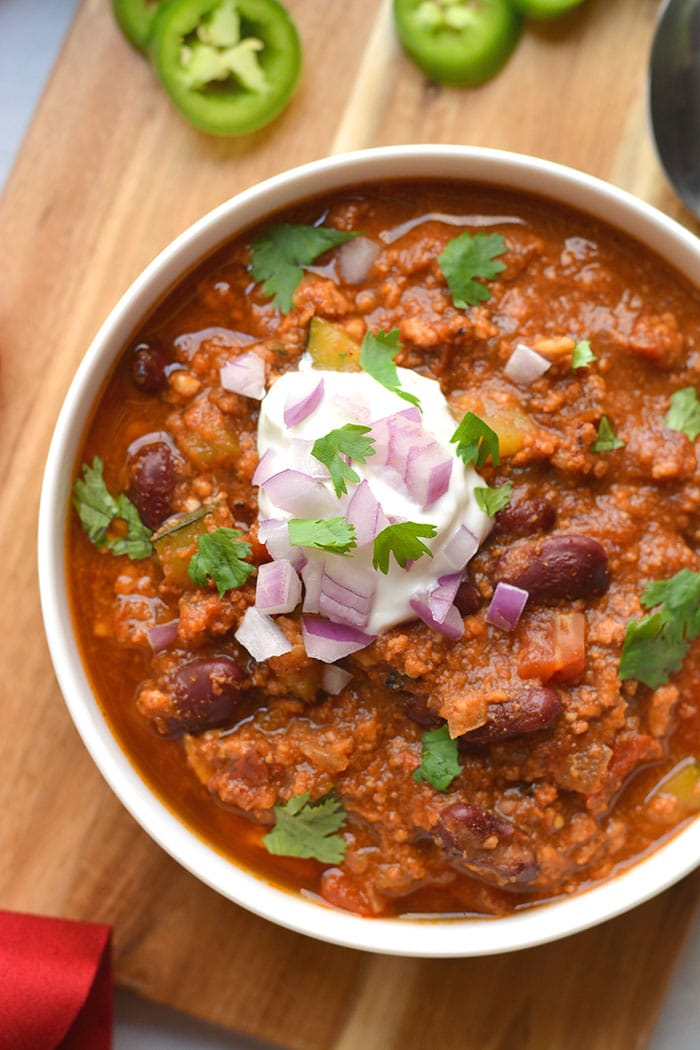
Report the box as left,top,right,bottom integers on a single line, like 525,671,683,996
3,2,699,1047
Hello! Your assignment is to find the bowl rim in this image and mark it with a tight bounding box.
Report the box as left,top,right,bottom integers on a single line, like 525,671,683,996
38,143,700,957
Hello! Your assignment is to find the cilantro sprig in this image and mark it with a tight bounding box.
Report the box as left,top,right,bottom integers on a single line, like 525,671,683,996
591,416,625,452
665,387,700,441
620,569,700,689
188,527,254,595
413,725,461,791
571,339,597,370
263,791,348,863
250,223,357,313
438,231,507,308
288,517,357,555
372,521,437,573
311,423,375,497
451,411,500,468
72,457,152,560
474,482,512,517
359,329,421,409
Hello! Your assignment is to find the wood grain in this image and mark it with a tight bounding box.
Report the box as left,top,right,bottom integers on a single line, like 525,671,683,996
1,0,699,1046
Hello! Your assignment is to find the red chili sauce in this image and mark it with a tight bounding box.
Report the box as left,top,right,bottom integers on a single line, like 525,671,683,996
68,180,700,918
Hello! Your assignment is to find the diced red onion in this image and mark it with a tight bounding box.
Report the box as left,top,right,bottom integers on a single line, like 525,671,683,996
345,480,389,546
369,408,423,466
290,439,330,479
486,582,529,631
257,519,306,570
283,377,324,427
220,351,266,399
302,616,376,662
301,560,324,613
442,524,479,570
504,343,551,386
428,573,463,624
337,236,381,284
235,607,292,661
146,619,179,653
255,559,302,614
322,664,353,695
252,449,284,487
262,469,335,518
405,441,452,508
318,562,375,627
409,597,464,640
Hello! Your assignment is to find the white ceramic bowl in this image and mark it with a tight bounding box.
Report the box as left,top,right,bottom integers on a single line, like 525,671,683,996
39,145,700,957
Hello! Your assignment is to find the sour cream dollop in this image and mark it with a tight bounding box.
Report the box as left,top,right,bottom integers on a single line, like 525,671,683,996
255,364,492,637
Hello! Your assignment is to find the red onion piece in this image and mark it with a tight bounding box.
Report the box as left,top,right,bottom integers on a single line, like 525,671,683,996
442,524,480,570
146,619,180,652
409,597,464,640
255,559,302,614
283,377,325,427
301,560,324,612
486,582,529,631
322,664,353,695
302,616,376,662
220,351,266,399
252,449,284,487
345,480,389,547
369,408,422,465
290,439,330,479
262,469,335,518
337,236,381,284
405,441,453,508
258,519,306,570
504,343,551,386
428,573,463,624
318,562,376,627
235,607,293,661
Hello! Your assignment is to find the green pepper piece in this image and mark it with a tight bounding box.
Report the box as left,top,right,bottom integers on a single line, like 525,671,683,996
393,0,522,87
112,0,164,51
149,0,302,136
305,317,362,372
648,758,700,816
152,506,214,588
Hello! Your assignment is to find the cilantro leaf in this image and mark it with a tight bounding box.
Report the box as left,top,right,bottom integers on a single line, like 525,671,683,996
665,387,700,441
474,482,512,517
571,339,597,370
591,416,625,452
288,517,357,555
311,423,375,497
72,458,152,560
359,329,421,409
188,527,254,595
450,411,500,468
372,521,437,574
250,224,356,313
620,569,700,688
413,725,461,791
263,791,347,863
438,232,507,308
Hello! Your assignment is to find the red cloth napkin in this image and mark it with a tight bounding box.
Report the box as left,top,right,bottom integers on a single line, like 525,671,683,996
0,911,112,1050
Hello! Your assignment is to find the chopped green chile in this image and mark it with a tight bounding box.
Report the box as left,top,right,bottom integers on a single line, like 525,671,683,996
647,759,700,815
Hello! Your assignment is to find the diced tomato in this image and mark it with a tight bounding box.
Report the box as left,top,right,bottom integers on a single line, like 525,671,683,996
518,611,586,683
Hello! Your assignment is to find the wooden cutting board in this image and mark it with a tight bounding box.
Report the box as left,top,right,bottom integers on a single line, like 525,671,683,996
2,0,699,1046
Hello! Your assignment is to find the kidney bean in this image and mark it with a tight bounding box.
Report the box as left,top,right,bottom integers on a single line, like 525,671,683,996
435,803,538,887
402,694,444,728
460,686,561,744
166,658,244,733
128,441,176,530
132,338,170,394
496,533,609,601
453,578,482,616
493,495,556,538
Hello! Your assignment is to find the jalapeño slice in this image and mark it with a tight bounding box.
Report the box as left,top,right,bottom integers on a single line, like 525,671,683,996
112,0,164,51
149,0,302,136
509,0,587,17
393,0,522,87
